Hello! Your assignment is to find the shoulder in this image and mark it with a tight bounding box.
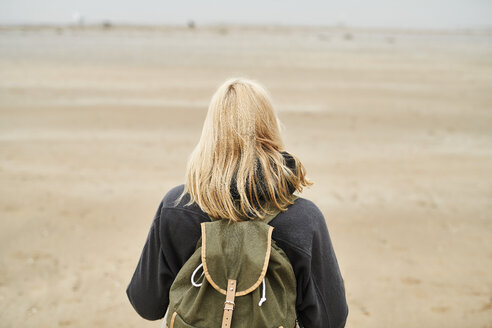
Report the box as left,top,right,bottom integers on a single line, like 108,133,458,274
283,197,325,222
153,186,210,269
273,197,326,232
161,184,186,208
155,185,210,254
157,184,209,225
160,185,207,216
269,197,327,256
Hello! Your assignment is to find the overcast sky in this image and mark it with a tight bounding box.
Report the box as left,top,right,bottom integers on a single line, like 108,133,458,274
1,0,491,29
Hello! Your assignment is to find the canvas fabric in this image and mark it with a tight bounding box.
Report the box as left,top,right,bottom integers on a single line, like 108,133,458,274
165,206,297,328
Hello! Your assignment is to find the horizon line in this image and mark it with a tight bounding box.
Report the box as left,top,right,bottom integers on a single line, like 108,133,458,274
1,22,492,33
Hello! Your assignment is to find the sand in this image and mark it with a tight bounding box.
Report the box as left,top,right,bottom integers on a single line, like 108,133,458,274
0,25,491,327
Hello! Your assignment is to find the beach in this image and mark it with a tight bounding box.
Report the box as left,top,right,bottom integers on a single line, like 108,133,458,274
0,25,491,327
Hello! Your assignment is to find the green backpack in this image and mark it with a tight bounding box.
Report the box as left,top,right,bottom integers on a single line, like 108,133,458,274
165,207,297,328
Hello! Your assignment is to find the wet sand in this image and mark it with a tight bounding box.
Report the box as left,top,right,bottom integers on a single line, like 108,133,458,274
1,25,491,327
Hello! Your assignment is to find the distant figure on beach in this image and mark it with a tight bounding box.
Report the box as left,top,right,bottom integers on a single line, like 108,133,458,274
126,78,348,327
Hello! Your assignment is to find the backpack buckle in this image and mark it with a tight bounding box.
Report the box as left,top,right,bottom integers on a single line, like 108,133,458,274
224,300,235,310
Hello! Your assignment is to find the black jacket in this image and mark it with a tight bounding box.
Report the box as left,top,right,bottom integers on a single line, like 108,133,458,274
126,185,348,328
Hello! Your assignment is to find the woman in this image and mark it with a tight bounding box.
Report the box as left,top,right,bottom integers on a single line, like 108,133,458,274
126,78,348,327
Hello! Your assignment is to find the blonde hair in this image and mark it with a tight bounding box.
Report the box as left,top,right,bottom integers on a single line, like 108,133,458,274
180,77,312,222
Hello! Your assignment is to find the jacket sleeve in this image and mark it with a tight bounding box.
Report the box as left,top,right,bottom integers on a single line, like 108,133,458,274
126,199,173,320
296,208,348,328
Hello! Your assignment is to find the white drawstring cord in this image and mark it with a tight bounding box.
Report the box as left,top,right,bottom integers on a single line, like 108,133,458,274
258,278,266,306
191,263,204,287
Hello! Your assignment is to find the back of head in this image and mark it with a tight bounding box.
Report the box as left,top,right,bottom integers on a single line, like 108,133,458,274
182,78,311,222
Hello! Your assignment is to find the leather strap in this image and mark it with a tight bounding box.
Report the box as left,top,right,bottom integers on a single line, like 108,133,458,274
221,279,237,328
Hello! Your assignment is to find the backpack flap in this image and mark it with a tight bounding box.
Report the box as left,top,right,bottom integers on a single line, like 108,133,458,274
201,220,272,296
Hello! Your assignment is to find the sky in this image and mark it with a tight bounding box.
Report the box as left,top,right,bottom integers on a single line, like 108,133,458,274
0,0,491,29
